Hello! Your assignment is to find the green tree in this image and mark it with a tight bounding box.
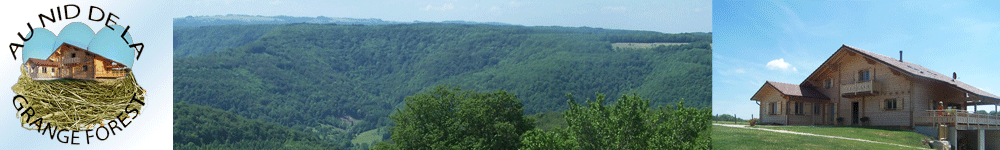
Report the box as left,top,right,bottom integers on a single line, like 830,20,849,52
378,85,533,149
521,93,711,149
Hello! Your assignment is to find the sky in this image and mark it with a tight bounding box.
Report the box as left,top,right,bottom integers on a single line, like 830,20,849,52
163,0,712,33
713,1,1000,119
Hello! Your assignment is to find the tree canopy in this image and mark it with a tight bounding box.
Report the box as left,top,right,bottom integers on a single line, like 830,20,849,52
377,86,533,149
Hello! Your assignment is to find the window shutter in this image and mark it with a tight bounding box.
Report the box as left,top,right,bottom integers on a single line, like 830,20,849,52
881,99,886,111
805,103,812,116
774,103,782,115
899,98,905,110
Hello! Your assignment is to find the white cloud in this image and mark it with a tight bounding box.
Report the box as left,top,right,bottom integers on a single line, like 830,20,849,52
734,68,746,74
422,4,455,11
766,58,797,72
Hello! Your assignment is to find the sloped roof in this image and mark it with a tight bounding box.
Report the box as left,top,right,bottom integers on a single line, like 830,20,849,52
755,81,830,100
838,45,1000,102
50,43,127,67
27,58,58,67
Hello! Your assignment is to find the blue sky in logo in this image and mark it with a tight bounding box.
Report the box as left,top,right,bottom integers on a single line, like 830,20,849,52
22,23,134,67
713,1,1000,118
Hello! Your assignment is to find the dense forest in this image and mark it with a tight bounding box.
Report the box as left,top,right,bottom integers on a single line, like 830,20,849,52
173,21,712,149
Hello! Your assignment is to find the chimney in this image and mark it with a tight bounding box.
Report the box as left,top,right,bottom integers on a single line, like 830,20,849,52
953,72,957,80
899,51,902,62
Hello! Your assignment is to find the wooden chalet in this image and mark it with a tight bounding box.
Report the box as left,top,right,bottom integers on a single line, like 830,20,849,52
751,45,1000,149
23,43,129,80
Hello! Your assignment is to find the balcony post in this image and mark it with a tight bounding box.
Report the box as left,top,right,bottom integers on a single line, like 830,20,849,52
980,129,985,150
949,126,957,150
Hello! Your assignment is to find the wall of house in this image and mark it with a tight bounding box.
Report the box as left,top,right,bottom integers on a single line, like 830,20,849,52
784,97,830,125
910,79,936,125
59,47,97,79
805,69,838,125
758,87,789,125
827,51,915,126
37,66,56,78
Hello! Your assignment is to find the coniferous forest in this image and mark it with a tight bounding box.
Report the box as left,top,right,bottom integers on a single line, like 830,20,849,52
173,20,712,149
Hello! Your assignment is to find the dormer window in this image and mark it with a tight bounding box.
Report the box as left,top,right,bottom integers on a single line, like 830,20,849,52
858,70,870,82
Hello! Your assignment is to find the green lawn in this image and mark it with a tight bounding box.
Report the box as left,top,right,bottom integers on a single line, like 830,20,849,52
757,126,932,148
714,125,928,149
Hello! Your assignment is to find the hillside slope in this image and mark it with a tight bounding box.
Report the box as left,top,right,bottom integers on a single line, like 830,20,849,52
173,23,711,149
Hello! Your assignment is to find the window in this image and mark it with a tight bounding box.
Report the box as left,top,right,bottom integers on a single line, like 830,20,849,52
794,102,804,115
41,67,46,73
824,79,832,89
814,104,822,115
858,70,870,82
83,66,88,71
885,99,898,111
72,53,76,58
769,102,776,115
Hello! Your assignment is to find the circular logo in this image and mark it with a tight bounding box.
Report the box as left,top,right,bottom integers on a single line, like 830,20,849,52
8,5,147,145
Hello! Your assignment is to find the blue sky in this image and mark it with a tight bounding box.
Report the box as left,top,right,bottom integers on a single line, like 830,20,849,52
713,1,1000,118
163,0,711,33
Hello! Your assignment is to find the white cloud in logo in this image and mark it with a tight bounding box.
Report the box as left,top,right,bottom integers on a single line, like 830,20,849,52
766,58,797,72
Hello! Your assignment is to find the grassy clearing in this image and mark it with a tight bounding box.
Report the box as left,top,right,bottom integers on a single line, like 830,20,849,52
714,125,927,149
612,42,687,49
756,126,932,148
351,128,383,146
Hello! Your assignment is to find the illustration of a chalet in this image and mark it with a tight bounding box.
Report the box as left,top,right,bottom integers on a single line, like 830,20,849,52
24,43,129,80
751,45,999,149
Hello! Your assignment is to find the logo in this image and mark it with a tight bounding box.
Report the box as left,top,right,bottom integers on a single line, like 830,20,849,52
8,4,146,145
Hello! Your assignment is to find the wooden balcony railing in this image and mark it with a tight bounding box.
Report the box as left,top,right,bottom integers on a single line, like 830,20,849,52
841,81,877,97
96,70,128,78
916,110,1000,130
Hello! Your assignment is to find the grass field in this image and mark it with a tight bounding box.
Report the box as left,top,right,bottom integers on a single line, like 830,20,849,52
714,125,929,149
757,126,932,148
351,128,383,147
611,42,687,49
713,120,750,125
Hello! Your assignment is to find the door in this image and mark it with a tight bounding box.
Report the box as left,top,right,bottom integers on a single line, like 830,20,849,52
852,102,859,125
829,105,835,124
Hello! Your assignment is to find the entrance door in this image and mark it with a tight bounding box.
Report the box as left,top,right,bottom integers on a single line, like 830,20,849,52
852,102,859,125
829,105,835,124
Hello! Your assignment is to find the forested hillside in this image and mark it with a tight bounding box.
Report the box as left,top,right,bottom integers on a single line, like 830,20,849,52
174,22,711,149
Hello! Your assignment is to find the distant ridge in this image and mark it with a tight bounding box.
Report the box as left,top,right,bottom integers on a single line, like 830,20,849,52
174,14,517,27
173,14,401,27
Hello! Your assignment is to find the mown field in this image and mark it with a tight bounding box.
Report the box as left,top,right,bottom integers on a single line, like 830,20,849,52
758,126,932,148
714,125,930,149
612,42,687,49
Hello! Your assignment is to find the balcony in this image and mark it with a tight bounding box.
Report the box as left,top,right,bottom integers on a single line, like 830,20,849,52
916,110,1000,130
841,81,878,97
